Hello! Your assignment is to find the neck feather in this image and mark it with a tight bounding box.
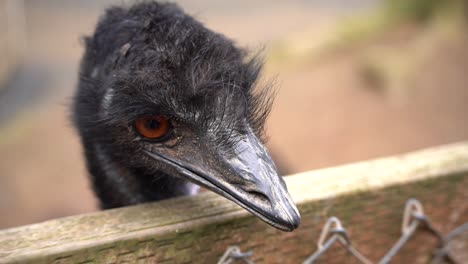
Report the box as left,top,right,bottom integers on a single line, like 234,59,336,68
85,143,199,209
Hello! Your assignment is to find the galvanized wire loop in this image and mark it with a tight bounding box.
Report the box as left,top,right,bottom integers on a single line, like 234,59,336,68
218,246,254,264
304,217,372,264
379,198,448,264
379,199,425,264
402,198,424,235
317,216,348,248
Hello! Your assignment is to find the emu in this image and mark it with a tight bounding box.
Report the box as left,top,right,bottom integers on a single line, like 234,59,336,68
73,1,300,231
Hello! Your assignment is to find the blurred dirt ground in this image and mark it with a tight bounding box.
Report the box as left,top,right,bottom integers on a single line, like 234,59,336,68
0,1,467,229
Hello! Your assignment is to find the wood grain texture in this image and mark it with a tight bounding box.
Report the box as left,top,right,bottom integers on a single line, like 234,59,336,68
1,142,467,263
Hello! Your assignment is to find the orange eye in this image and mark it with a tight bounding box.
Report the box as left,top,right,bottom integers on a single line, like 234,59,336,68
135,115,171,140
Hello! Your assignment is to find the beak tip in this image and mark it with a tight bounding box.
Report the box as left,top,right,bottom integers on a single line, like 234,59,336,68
289,210,302,231
278,206,301,231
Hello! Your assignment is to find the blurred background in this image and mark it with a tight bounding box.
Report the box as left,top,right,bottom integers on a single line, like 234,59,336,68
0,0,467,229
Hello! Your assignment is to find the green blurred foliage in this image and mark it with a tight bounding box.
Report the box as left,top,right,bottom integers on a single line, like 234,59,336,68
384,0,447,23
336,0,466,49
384,0,467,23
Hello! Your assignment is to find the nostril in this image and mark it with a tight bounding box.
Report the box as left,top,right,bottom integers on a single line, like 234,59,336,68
247,190,270,205
237,182,271,205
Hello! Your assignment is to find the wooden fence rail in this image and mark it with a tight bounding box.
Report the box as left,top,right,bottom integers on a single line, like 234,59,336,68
1,142,468,263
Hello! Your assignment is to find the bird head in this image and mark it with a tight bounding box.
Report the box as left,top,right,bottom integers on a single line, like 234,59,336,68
75,2,300,231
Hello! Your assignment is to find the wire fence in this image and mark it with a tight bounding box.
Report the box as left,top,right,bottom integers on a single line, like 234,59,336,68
218,199,468,264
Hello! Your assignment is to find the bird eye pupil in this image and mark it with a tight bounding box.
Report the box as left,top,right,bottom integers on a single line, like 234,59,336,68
146,119,160,130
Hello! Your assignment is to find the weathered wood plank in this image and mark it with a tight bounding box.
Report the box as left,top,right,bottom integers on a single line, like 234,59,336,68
1,142,467,263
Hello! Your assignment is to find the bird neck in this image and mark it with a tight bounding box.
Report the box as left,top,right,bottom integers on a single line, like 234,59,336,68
87,143,199,209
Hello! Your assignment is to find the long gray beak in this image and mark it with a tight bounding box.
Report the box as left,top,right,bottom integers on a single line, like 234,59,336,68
144,128,301,231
